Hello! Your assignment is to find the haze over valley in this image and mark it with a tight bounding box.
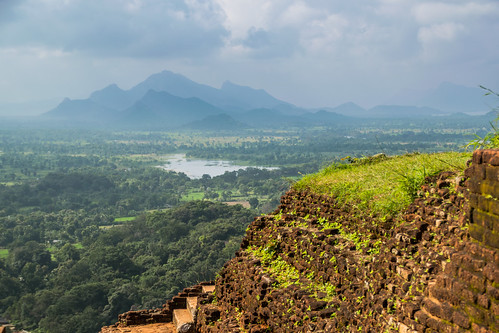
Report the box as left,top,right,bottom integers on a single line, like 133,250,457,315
1,1,498,332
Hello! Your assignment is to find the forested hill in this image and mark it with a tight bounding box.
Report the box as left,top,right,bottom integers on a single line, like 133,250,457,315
103,151,498,332
0,201,256,333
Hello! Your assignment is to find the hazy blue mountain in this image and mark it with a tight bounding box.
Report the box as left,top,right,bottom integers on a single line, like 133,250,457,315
416,82,489,114
218,81,293,111
89,84,135,110
118,90,223,128
324,102,367,117
368,105,443,118
184,113,250,130
302,110,350,123
128,70,222,104
43,69,486,128
43,69,296,127
232,108,312,128
43,98,118,123
128,70,291,112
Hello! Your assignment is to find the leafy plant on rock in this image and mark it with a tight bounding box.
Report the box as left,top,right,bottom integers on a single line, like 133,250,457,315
465,86,499,150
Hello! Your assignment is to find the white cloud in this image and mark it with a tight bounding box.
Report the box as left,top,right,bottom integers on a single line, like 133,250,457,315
413,2,499,25
300,14,349,54
278,1,322,27
418,23,465,43
411,1,499,63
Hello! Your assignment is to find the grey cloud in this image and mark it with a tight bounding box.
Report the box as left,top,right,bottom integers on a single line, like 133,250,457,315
0,0,24,24
0,0,229,58
240,27,299,58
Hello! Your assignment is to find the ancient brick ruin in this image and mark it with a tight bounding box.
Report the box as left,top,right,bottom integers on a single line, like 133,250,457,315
102,149,499,332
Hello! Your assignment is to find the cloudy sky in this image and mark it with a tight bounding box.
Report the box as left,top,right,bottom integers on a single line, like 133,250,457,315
0,0,498,113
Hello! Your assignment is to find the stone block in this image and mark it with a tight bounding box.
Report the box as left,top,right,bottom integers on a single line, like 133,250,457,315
452,310,470,329
480,179,499,200
472,150,484,165
485,165,499,182
467,179,482,195
471,323,491,333
424,299,442,318
483,229,499,249
492,300,499,317
469,193,479,208
453,279,477,304
470,273,487,294
477,294,490,309
413,310,429,326
469,224,486,243
475,164,487,180
486,285,499,301
472,209,499,232
483,264,498,283
468,303,488,325
483,149,499,166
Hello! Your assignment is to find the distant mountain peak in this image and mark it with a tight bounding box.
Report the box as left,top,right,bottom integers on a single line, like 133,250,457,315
221,81,270,96
147,70,193,84
42,69,301,127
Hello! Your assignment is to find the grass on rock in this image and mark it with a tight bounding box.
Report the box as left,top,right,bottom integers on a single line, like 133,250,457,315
294,152,470,218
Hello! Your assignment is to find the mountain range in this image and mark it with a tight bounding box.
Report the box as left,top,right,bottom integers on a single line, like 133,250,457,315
41,70,493,129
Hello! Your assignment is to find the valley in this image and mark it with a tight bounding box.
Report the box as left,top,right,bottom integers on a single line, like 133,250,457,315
0,104,496,332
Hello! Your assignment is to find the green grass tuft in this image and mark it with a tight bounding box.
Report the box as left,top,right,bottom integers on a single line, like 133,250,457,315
0,248,8,259
114,216,136,222
294,152,470,218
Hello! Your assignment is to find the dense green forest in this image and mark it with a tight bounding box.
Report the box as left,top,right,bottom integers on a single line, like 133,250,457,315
0,201,253,332
0,117,493,332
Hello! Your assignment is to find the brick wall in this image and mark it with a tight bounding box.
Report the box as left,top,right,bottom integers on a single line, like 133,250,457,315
196,152,498,332
103,151,499,332
467,149,499,249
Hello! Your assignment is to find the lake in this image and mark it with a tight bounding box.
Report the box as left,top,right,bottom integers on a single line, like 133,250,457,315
158,154,278,179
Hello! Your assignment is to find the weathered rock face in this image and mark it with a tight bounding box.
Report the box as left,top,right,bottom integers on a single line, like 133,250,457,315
195,150,498,332
103,150,499,332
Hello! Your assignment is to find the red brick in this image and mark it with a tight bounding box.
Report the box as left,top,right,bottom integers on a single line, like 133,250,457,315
488,153,499,166
473,150,484,165
483,229,499,249
414,310,429,326
471,322,490,333
481,149,499,165
452,310,470,329
467,179,482,195
492,300,499,317
474,164,487,180
473,209,499,231
477,294,490,309
469,224,486,243
469,193,479,209
470,273,487,294
483,264,499,284
486,285,499,301
424,299,442,318
485,165,499,182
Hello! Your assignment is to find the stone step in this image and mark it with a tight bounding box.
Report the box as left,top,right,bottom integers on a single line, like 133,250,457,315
186,297,198,318
173,309,194,333
201,285,215,294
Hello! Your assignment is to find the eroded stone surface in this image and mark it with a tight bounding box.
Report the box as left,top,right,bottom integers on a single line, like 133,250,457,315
103,150,499,332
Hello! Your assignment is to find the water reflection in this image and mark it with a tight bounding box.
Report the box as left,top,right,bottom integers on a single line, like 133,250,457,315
158,154,278,179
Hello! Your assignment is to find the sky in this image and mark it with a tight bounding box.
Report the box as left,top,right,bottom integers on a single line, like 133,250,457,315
0,0,498,114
